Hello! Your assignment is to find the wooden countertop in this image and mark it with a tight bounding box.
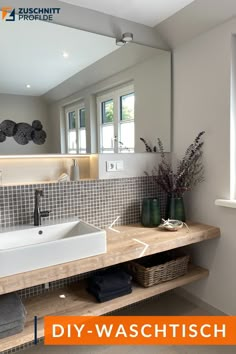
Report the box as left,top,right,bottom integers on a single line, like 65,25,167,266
0,222,220,295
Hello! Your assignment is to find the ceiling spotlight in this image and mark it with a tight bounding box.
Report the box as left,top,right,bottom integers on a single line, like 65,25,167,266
63,52,69,58
122,32,133,42
116,32,133,47
26,84,31,88
116,39,125,46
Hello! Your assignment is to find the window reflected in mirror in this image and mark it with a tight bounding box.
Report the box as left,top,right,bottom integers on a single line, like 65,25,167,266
65,102,86,154
97,84,135,153
119,92,135,153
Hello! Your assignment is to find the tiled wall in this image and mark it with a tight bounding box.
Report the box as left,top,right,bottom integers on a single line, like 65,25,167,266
1,177,166,354
0,176,166,229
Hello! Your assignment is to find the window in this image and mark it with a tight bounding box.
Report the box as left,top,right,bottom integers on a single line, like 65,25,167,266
65,102,86,154
97,85,135,153
119,92,135,153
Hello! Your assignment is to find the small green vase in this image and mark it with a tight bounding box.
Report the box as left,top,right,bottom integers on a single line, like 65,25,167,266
166,195,186,222
141,198,161,227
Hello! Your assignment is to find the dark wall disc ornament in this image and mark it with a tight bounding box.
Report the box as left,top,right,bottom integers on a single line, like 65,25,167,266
0,131,6,142
0,120,16,137
32,120,43,131
13,123,33,145
32,129,47,145
0,119,47,145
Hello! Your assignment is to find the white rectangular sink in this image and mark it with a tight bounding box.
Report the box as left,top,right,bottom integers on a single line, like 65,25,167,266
0,219,106,277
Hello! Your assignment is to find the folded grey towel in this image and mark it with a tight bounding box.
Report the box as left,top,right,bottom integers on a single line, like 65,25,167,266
0,293,26,326
0,319,25,333
0,323,25,339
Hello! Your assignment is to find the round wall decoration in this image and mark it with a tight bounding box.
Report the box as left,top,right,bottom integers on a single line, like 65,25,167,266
0,119,47,145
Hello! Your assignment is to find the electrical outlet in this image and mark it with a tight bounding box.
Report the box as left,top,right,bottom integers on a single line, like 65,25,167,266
116,160,124,171
106,161,116,172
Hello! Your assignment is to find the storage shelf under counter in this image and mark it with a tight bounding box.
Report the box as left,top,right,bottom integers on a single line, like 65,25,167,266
0,221,220,352
0,265,208,352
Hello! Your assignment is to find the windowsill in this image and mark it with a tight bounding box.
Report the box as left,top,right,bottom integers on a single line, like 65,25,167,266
215,199,236,208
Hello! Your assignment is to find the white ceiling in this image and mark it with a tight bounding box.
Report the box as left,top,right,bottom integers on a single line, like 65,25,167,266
61,0,195,27
0,13,118,96
156,0,236,48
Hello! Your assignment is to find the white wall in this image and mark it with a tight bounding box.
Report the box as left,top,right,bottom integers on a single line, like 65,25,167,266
0,94,52,155
49,49,171,154
98,153,168,179
173,16,236,314
134,53,171,152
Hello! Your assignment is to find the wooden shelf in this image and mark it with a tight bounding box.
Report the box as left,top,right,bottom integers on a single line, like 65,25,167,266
0,265,208,352
0,222,220,295
0,222,219,351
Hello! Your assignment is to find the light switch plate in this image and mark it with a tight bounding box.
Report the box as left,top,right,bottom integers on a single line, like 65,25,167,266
106,160,124,172
106,161,116,172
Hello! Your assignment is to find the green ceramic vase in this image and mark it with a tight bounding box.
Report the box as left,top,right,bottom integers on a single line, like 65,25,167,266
166,195,186,222
141,198,161,227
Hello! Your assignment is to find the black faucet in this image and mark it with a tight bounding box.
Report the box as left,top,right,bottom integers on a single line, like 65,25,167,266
34,189,50,226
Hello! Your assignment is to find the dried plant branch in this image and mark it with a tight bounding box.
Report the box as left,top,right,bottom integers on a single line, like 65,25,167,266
140,132,205,197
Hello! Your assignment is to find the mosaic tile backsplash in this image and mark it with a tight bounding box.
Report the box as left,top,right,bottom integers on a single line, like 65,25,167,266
0,176,166,229
0,177,166,354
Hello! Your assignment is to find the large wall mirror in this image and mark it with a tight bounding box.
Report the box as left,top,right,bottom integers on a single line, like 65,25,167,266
0,13,171,155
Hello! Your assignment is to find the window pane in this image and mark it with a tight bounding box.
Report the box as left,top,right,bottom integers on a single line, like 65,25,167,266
102,99,114,124
101,125,114,150
68,131,77,153
68,111,76,129
79,108,85,128
120,93,134,121
119,121,134,152
79,129,86,152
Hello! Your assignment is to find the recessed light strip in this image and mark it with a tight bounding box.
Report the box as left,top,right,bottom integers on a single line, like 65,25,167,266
0,154,92,159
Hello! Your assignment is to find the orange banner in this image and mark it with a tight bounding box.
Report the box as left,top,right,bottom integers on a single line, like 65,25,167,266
44,316,236,346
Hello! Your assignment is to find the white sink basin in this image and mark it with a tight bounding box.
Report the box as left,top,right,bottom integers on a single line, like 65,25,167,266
0,219,106,277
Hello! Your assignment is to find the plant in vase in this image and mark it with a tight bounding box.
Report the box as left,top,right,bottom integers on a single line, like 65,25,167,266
140,131,205,221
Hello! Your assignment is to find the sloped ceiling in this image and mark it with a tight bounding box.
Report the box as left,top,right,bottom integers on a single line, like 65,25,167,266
155,0,236,48
0,12,118,96
60,0,195,27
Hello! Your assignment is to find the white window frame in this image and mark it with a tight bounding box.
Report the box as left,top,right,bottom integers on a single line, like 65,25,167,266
96,84,134,153
64,101,86,154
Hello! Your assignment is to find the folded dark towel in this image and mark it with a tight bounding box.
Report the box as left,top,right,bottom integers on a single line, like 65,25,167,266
0,323,25,339
88,284,132,298
88,286,132,303
98,288,132,302
0,319,25,333
0,293,26,326
88,271,132,292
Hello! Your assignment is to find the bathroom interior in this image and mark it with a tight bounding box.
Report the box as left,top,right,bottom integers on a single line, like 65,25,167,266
0,0,236,353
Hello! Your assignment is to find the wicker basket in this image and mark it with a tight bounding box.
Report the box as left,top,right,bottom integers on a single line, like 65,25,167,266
127,251,190,288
